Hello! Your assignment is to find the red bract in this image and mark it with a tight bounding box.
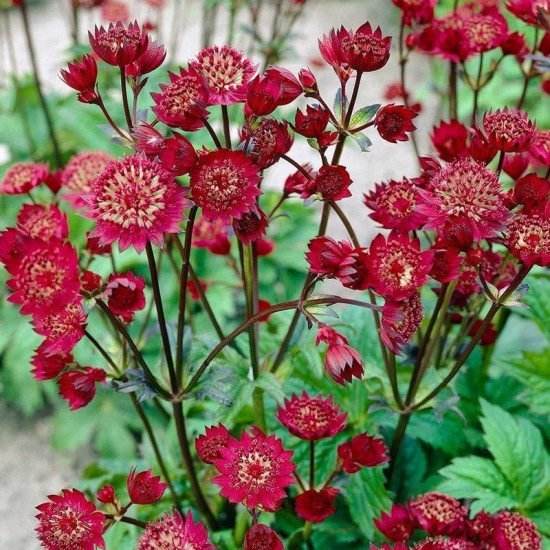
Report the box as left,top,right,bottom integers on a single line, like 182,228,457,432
430,120,468,161
467,510,494,542
503,152,530,179
392,0,437,25
31,347,73,381
304,164,353,201
0,162,49,195
96,485,116,505
277,392,347,440
337,433,389,473
158,131,198,176
380,292,424,355
478,109,537,153
306,236,354,277
105,272,146,322
416,157,508,241
16,204,68,241
32,298,87,356
244,524,284,550
59,54,99,103
506,0,550,26
295,487,339,523
429,249,463,283
86,233,111,256
84,154,190,253
409,492,467,537
195,424,230,464
138,510,215,550
492,510,542,550
364,178,423,231
367,232,433,300
127,468,168,504
513,173,550,209
245,74,283,117
340,22,392,72
284,164,315,195
298,68,318,93
212,428,295,511
316,324,364,384
375,104,417,143
190,149,261,223
374,503,415,542
264,66,303,105
233,209,269,245
192,215,231,255
58,367,106,410
126,40,166,79
318,26,352,82
504,208,550,266
242,118,293,169
151,68,209,130
132,123,165,157
190,45,256,105
62,151,114,209
36,489,106,550
294,104,330,138
530,130,550,166
501,31,529,57
89,21,148,66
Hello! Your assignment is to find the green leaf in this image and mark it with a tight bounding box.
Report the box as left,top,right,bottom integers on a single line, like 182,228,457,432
255,371,285,404
348,131,372,152
348,104,380,130
524,275,550,341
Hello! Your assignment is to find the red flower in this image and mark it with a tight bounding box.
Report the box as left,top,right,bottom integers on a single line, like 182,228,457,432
364,178,423,231
85,155,190,253
513,173,549,209
127,468,168,504
409,492,467,537
62,151,114,209
304,164,353,201
158,131,198,176
245,74,283,117
212,428,295,511
368,232,433,300
295,487,339,523
294,104,330,138
375,104,418,143
466,510,494,542
16,204,68,241
151,68,209,130
192,215,231,255
244,524,284,550
298,68,318,93
315,325,364,385
416,157,509,241
530,130,550,166
374,504,415,542
190,149,261,223
492,510,542,550
195,424,230,464
31,347,73,381
187,278,208,301
337,433,389,473
392,0,437,25
478,109,537,153
318,27,353,82
277,392,347,440
468,319,498,345
506,0,550,26
340,22,392,72
233,209,269,245
89,21,148,66
381,292,424,355
60,54,98,103
265,66,303,105
501,31,529,57
36,489,106,550
96,485,116,505
504,207,550,267
256,237,275,256
429,249,463,284
105,272,146,322
0,162,49,195
190,45,256,105
307,236,353,277
86,233,111,256
430,120,468,162
132,123,165,157
101,1,130,23
58,367,106,410
242,118,293,169
5,238,80,317
503,152,530,179
32,298,87,355
139,510,214,550
126,40,166,79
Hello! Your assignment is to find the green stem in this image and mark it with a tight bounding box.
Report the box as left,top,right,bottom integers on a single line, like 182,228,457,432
84,330,120,375
120,66,134,131
449,61,458,120
221,105,232,149
309,440,315,489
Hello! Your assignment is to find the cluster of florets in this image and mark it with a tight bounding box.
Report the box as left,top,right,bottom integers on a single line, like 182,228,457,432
372,492,542,549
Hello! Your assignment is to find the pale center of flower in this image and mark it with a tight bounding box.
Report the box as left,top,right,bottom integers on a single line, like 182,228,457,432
161,76,202,117
197,50,247,92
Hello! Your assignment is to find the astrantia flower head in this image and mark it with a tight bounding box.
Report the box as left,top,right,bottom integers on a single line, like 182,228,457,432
284,164,315,195
506,0,550,26
36,488,105,550
416,157,509,241
0,162,49,195
242,117,293,169
139,510,215,550
503,152,530,180
337,432,389,473
316,324,364,385
464,9,509,55
295,487,339,523
212,428,295,512
364,178,423,231
89,20,148,66
392,0,437,26
306,236,355,277
126,40,166,79
409,492,467,537
466,510,494,542
374,504,415,542
85,154,190,252
530,130,550,166
58,367,106,410
244,524,284,550
318,26,353,82
16,204,68,242
430,119,468,162
381,292,424,355
277,392,347,440
513,173,549,210
190,149,261,223
62,151,114,209
127,468,168,504
504,208,550,267
105,272,146,322
264,66,303,105
31,347,73,381
340,22,392,72
158,131,198,176
60,54,99,103
192,215,231,255
151,68,209,130
294,104,330,138
195,424,230,464
492,510,542,549
190,45,256,105
244,74,284,117
233,209,269,245
367,232,433,300
478,109,537,153
304,164,353,201
375,104,418,143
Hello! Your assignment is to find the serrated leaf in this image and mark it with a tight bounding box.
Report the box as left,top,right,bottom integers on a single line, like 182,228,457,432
255,371,285,404
348,104,380,130
348,131,372,152
525,276,550,340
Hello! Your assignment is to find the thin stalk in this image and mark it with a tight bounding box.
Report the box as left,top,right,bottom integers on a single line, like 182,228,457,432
449,61,458,120
69,0,79,45
517,29,540,110
97,97,128,139
105,514,146,529
471,53,484,125
221,105,232,149
309,441,315,489
84,330,120,375
18,1,62,167
120,66,134,131
387,412,411,480
145,243,177,394
202,118,223,149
